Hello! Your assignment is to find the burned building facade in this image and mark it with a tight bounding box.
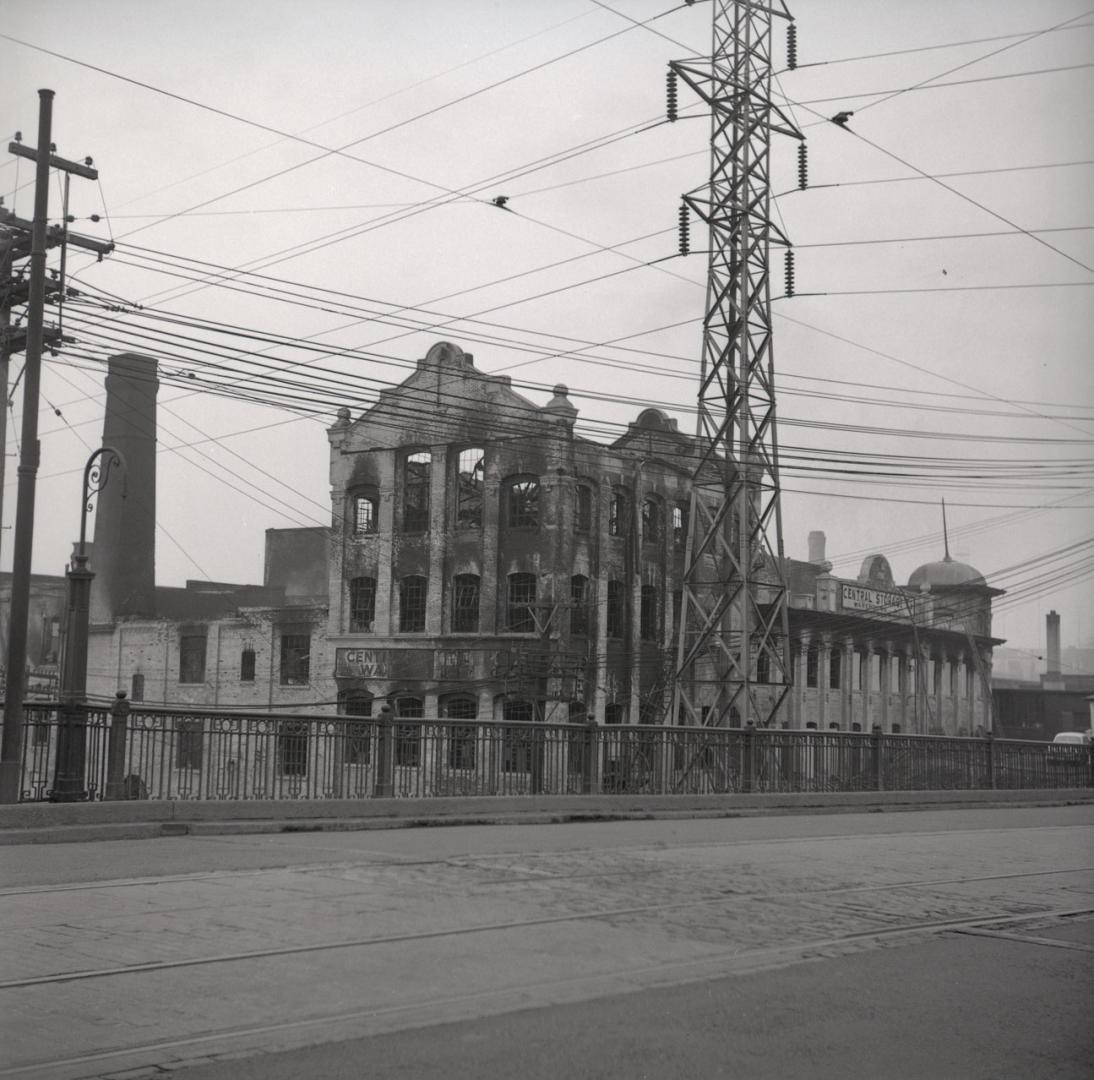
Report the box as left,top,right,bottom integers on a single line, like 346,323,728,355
326,341,696,730
326,342,1001,736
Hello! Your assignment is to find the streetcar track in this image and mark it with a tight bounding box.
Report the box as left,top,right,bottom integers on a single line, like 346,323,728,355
2,820,1091,899
2,905,1090,1080
2,867,1091,991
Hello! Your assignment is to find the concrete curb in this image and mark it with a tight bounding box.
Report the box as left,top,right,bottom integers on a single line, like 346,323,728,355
1,788,1091,844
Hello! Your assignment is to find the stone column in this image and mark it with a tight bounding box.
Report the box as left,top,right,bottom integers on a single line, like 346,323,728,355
841,638,854,730
934,649,947,735
816,634,830,730
792,633,809,729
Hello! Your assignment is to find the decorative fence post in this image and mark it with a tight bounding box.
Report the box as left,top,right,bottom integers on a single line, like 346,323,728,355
871,724,884,791
583,718,599,795
374,704,395,798
104,691,130,800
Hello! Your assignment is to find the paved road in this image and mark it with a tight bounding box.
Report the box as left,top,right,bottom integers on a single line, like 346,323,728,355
1,806,1091,1079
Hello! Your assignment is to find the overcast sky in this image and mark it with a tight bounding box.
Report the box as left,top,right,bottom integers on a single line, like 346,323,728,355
2,1,1092,661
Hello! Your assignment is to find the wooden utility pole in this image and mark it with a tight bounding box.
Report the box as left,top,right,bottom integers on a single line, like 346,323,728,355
0,91,110,803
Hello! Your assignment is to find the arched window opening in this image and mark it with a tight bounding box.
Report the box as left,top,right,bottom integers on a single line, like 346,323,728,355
352,490,378,535
640,585,659,642
606,580,625,638
608,488,628,538
395,696,423,767
604,702,624,725
240,648,255,682
399,575,427,633
570,575,589,637
338,690,373,765
641,498,662,545
456,448,484,528
130,672,145,702
505,475,539,528
507,572,537,633
829,649,841,690
756,648,771,684
574,484,592,533
444,696,478,770
403,451,431,533
806,645,819,688
451,574,480,633
502,698,540,772
349,576,377,633
673,503,687,548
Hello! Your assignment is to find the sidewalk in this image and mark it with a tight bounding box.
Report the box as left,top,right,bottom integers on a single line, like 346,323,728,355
3,787,1092,844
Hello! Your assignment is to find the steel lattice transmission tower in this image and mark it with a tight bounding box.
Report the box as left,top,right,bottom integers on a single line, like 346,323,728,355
670,1,801,728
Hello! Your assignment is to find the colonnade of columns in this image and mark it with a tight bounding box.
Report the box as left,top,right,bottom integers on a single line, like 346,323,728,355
788,633,988,734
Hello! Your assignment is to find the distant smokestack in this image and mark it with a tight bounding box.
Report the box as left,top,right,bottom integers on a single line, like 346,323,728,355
89,354,158,622
1046,610,1061,677
808,531,827,564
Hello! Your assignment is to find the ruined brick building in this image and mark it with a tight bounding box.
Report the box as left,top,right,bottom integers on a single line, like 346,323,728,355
80,343,1001,736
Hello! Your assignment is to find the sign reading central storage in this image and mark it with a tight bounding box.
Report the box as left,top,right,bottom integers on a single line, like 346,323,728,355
335,648,434,680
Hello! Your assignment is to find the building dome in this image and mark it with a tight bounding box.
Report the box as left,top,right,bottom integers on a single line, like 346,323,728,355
907,555,986,590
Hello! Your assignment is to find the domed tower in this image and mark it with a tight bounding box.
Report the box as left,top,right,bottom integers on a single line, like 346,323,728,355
907,543,997,639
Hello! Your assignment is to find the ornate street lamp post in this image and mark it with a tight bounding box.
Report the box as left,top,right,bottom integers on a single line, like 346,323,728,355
50,447,125,802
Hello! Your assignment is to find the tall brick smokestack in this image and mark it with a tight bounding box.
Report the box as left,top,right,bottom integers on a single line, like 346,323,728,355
1046,610,1061,678
89,353,158,622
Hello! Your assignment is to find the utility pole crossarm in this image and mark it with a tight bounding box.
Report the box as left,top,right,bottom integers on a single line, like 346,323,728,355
7,141,98,180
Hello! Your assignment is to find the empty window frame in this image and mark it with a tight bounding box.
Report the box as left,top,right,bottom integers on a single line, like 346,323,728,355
806,645,819,688
277,720,309,776
574,484,592,533
179,634,207,684
570,575,590,636
445,696,477,770
451,574,480,633
639,584,659,642
279,633,311,686
399,575,427,633
829,648,841,690
507,572,537,633
395,696,423,767
338,691,373,766
403,451,431,533
641,498,662,545
505,475,539,529
456,448,485,529
352,491,378,535
673,502,687,548
349,576,377,633
240,648,256,682
606,580,625,638
608,488,628,537
502,699,538,772
176,718,203,770
130,672,145,702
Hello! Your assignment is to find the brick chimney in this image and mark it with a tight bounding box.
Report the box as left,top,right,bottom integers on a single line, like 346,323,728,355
1042,609,1065,690
89,353,158,622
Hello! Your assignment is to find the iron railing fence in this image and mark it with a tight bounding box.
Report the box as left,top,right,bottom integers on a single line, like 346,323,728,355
12,702,1093,802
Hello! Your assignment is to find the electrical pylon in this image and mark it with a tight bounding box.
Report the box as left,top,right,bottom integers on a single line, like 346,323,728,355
670,1,800,728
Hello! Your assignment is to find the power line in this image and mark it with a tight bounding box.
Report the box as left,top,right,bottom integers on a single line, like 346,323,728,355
796,61,1094,106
